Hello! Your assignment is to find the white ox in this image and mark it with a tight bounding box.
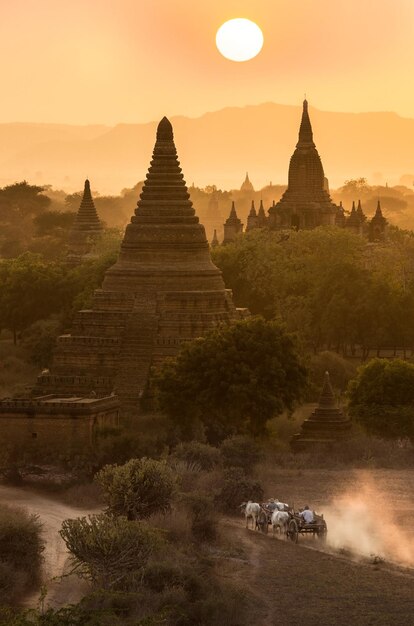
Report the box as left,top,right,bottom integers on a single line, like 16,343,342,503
271,510,290,536
240,501,261,529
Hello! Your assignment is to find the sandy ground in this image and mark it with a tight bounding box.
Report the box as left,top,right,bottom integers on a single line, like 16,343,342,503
0,485,94,609
219,517,414,626
1,468,414,622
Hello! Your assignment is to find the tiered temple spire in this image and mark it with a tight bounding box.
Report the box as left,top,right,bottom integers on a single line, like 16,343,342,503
257,199,268,228
246,200,258,232
36,117,245,408
223,201,243,244
369,200,387,241
268,100,341,230
67,179,103,264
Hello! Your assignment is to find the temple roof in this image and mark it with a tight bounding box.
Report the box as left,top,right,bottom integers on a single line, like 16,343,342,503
248,200,257,217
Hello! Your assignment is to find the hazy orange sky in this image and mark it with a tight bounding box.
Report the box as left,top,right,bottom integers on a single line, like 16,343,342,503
1,0,414,124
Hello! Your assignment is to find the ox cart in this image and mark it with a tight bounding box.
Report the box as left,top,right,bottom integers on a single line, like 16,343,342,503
286,511,327,543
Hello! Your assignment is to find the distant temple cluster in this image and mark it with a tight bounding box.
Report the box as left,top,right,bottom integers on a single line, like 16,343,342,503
219,100,387,245
1,100,380,451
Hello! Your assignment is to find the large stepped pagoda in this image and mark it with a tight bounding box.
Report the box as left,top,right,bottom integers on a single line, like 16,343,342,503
34,117,246,409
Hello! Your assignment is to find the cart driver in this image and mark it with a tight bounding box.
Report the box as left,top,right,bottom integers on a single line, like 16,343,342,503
299,505,314,524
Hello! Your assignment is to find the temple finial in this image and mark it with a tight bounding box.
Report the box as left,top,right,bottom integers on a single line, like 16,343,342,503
156,116,173,141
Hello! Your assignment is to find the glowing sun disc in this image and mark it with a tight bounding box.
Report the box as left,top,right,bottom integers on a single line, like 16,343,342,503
216,18,263,62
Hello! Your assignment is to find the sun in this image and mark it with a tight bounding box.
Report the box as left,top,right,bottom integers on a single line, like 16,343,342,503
216,18,263,62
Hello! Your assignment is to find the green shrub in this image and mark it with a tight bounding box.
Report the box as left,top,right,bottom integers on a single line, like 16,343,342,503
220,435,263,473
143,561,183,592
0,504,44,604
60,513,161,590
216,468,264,513
182,493,217,543
172,442,221,471
96,457,175,520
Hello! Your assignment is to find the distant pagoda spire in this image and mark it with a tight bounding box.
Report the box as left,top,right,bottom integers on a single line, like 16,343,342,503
67,179,103,265
246,200,258,232
346,201,362,230
356,199,366,222
369,199,387,242
257,199,267,227
223,201,243,244
72,179,102,232
240,172,254,193
298,99,314,146
211,229,219,247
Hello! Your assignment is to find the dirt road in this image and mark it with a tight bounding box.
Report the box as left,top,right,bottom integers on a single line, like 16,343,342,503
220,518,414,626
0,485,95,608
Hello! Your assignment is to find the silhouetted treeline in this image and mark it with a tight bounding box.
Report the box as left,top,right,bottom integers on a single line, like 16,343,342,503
212,227,414,357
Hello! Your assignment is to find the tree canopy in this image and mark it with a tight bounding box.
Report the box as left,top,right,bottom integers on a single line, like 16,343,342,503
348,358,414,440
155,317,307,442
211,227,414,356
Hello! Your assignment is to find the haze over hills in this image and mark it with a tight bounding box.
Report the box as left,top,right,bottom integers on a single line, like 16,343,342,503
1,103,414,194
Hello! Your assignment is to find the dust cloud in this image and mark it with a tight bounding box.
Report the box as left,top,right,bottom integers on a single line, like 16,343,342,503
325,472,414,567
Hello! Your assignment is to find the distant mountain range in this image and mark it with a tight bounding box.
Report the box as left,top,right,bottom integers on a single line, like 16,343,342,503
1,103,414,194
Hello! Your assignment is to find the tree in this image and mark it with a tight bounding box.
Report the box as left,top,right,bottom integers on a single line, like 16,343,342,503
348,358,414,440
60,513,160,589
0,181,51,217
155,317,307,442
95,458,175,520
0,253,70,343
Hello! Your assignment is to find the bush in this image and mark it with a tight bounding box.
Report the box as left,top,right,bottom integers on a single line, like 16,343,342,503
96,457,175,520
220,435,263,473
143,561,183,592
182,493,218,543
0,504,44,604
60,513,161,590
348,358,414,440
172,442,221,471
216,468,264,513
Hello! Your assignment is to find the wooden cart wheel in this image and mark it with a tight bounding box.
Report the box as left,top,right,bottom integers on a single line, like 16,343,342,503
288,519,299,543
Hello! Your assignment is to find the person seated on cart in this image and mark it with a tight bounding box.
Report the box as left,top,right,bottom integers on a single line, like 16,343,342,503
299,505,315,524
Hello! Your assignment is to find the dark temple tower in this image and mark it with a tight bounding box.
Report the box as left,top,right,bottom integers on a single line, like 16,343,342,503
67,179,103,264
268,100,341,230
36,117,246,408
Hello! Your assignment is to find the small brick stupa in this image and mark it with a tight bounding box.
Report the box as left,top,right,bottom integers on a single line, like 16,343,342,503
67,179,103,264
291,371,351,449
268,100,341,230
34,117,246,408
